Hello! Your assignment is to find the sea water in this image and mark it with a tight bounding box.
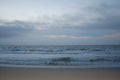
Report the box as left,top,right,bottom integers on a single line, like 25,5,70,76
0,45,120,68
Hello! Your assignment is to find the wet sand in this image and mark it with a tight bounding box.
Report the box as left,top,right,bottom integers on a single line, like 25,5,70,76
0,67,120,80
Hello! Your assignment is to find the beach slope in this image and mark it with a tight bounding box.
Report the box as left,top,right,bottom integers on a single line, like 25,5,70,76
0,67,120,80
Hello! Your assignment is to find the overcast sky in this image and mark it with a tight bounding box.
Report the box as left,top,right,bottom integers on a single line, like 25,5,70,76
0,0,120,45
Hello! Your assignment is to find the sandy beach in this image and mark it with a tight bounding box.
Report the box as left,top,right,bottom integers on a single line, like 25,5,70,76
0,67,120,80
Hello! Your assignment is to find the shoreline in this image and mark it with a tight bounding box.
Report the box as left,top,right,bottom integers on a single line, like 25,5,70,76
0,64,120,69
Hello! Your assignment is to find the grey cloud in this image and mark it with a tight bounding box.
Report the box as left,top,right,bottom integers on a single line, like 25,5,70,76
0,20,34,38
59,0,120,37
83,1,120,30
36,1,120,31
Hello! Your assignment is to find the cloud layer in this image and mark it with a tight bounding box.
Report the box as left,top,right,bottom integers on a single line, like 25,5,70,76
0,0,120,45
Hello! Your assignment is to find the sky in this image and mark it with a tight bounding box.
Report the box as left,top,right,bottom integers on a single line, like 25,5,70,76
0,0,120,45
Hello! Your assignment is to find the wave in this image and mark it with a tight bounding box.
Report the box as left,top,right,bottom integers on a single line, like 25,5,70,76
0,45,120,52
0,56,120,66
0,45,120,68
90,56,120,62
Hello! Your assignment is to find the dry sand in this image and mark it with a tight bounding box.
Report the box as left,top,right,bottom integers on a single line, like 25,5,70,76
0,67,120,80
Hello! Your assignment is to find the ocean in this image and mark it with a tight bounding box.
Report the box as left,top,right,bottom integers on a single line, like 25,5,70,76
0,45,120,68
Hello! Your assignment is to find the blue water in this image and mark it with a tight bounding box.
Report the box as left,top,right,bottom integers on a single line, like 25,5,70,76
0,45,120,68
